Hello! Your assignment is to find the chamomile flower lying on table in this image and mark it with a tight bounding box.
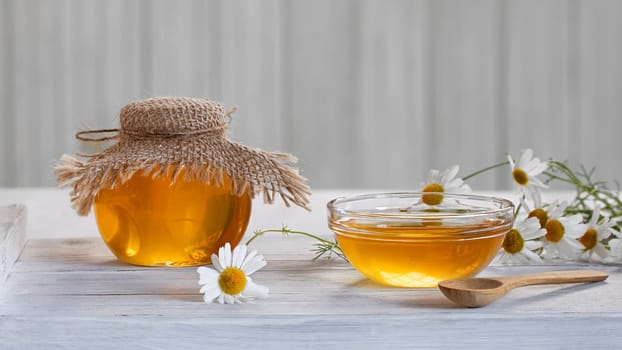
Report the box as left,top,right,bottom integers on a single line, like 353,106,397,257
496,216,545,264
520,188,549,229
541,201,586,260
578,204,618,262
198,243,269,304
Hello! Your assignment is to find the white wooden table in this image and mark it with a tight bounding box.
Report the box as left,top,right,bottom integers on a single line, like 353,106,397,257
1,188,621,349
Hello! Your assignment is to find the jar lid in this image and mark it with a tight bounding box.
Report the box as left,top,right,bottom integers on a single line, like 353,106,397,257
55,96,311,216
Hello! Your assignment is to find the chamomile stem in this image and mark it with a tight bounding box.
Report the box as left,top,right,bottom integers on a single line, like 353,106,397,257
462,161,510,181
546,160,622,219
246,227,346,261
246,228,336,246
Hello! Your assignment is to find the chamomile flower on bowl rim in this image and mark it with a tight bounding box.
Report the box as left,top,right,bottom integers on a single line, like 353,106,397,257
197,242,269,304
496,216,545,265
541,201,586,260
420,165,471,206
508,149,548,194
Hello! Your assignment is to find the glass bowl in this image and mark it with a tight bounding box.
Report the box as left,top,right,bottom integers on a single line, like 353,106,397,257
327,192,514,288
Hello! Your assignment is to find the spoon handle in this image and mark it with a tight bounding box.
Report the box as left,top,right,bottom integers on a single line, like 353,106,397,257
500,270,608,289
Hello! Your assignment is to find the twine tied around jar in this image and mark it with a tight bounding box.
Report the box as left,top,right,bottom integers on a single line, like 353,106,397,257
55,96,311,216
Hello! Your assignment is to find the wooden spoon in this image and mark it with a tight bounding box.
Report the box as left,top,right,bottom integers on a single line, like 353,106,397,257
438,270,608,308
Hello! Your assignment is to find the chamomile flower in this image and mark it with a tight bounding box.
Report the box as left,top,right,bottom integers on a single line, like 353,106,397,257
508,149,548,194
541,201,586,260
520,187,549,228
198,243,269,304
496,216,545,264
578,205,616,262
420,165,471,205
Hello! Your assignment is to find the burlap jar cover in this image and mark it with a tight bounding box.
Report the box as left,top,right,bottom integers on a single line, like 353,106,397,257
55,96,311,215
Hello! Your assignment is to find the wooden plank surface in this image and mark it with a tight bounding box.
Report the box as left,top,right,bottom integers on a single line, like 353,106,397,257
2,236,622,349
1,188,622,348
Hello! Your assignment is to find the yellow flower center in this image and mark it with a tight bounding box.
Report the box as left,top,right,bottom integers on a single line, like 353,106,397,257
502,229,524,254
422,183,444,206
218,267,247,295
512,168,529,186
528,208,549,228
545,219,565,242
578,228,598,250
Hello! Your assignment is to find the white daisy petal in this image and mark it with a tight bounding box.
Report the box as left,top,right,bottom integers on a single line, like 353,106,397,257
243,278,270,299
518,149,533,166
507,154,515,168
201,287,222,301
211,253,224,272
523,249,543,262
524,240,543,250
224,294,235,304
520,218,545,240
241,249,259,269
427,169,439,184
242,255,267,275
528,160,549,175
223,242,233,267
218,246,228,269
217,294,225,304
232,244,247,268
441,165,459,185
198,267,219,285
218,244,227,260
588,205,601,227
527,176,548,188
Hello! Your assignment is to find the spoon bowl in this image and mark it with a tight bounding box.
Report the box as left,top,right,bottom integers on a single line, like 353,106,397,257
438,270,608,308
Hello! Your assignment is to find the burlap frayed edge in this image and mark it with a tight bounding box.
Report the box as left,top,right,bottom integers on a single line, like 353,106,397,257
55,147,311,216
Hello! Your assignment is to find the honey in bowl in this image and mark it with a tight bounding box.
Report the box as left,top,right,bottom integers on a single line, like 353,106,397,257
327,193,514,288
94,167,251,266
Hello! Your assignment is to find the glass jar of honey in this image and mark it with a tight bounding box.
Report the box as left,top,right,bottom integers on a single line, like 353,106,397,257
93,167,251,266
56,97,310,267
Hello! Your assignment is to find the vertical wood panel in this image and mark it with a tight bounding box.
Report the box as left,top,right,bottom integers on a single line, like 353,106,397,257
13,0,40,186
3,0,622,190
36,0,60,184
151,0,205,96
97,1,144,125
220,0,285,151
54,0,73,170
506,0,571,166
287,0,362,188
427,0,500,190
0,0,14,185
574,0,622,182
357,0,429,188
61,1,109,164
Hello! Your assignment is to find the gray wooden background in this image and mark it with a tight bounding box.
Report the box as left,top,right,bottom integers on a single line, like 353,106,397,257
1,0,621,190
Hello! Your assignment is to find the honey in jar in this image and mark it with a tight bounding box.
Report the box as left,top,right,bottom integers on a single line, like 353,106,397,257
56,97,310,267
93,167,251,266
